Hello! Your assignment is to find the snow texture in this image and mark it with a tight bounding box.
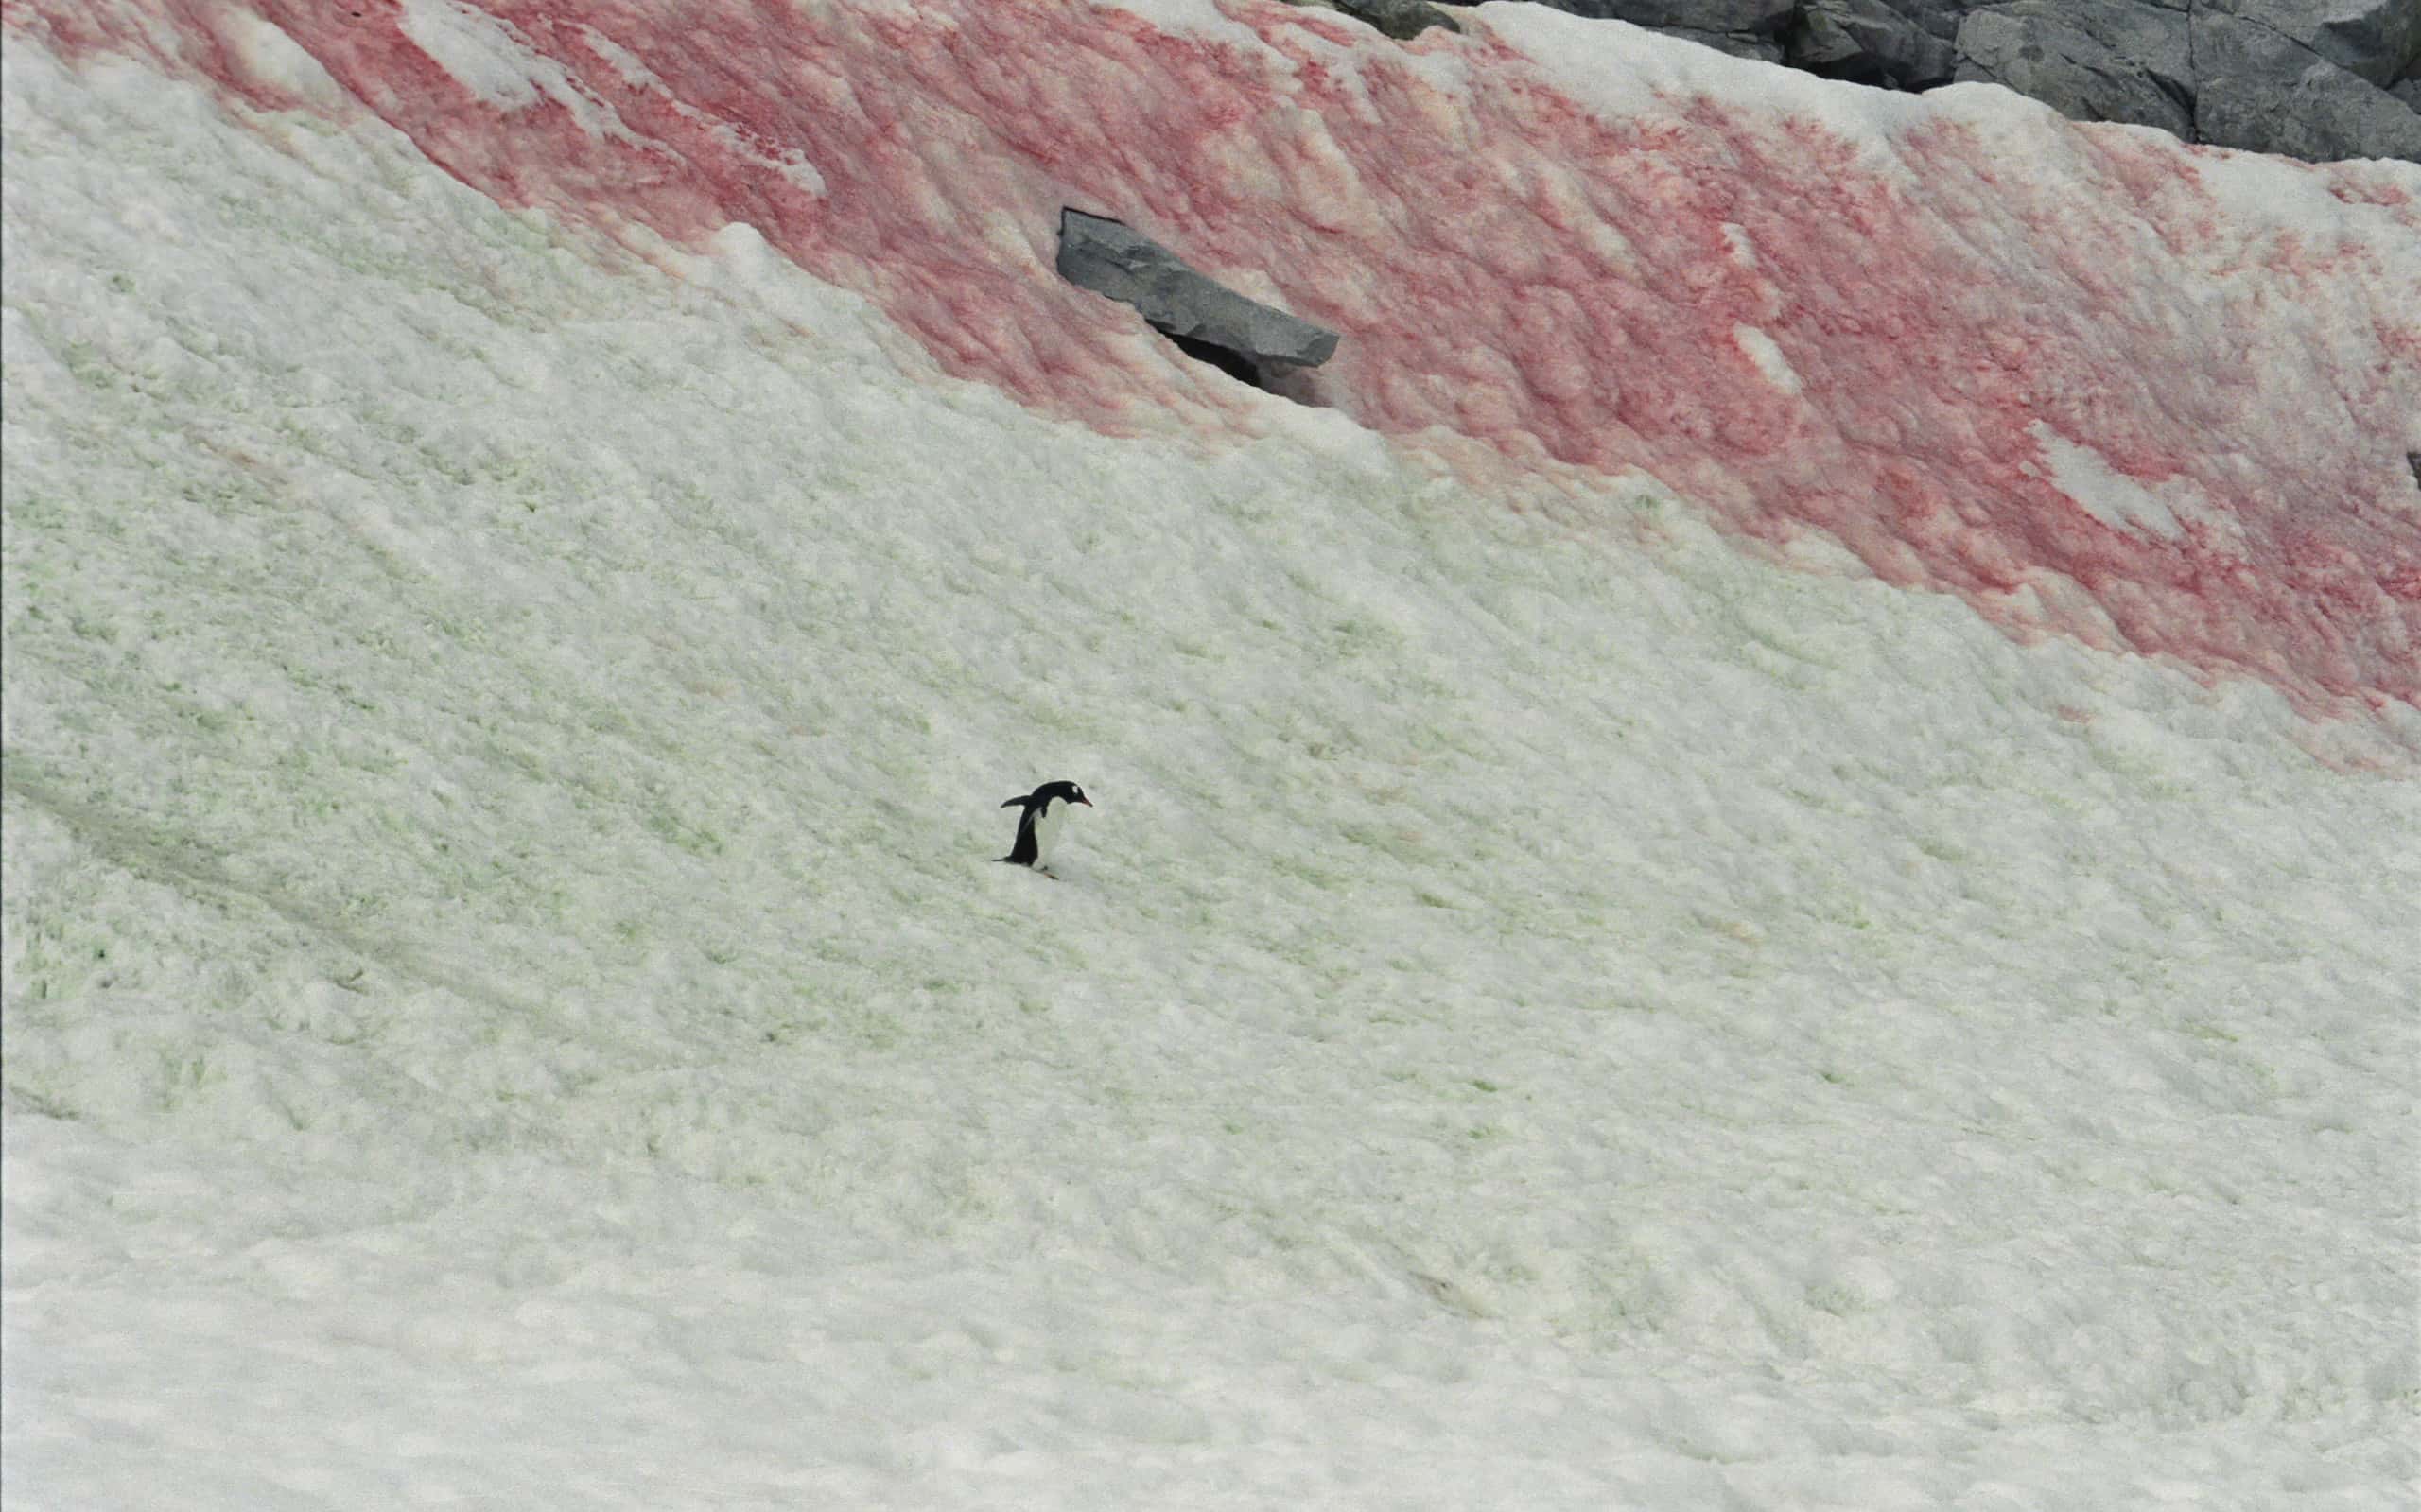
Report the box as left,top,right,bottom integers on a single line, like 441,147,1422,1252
23,0,2420,727
4,4,2418,1508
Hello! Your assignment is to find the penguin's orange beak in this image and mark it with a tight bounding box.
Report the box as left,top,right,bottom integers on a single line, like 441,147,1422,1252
1078,796,1093,806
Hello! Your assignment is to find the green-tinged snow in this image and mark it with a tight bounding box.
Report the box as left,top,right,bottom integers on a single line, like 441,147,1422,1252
4,45,2416,1511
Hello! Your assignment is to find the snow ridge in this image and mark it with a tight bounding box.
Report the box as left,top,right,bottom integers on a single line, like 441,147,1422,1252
13,0,2421,724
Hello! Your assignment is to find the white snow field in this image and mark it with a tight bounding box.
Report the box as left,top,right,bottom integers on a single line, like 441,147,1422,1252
5,8,2420,1510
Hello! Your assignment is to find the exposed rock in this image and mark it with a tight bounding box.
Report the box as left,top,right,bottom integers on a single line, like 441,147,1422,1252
1663,24,1788,61
2200,0,2421,88
1786,0,1959,87
1986,0,2191,95
2192,10,2421,163
1342,0,2421,165
1889,0,1985,45
1055,210,1340,383
1954,3,2192,133
1292,0,1462,41
1524,0,1798,40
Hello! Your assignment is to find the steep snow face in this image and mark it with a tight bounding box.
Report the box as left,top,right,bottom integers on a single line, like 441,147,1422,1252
14,0,2421,731
4,10,2419,1512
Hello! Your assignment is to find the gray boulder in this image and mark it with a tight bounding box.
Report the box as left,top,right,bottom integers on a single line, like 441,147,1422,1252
2200,0,2421,88
2193,10,2421,162
1890,0,1985,44
1342,0,2421,165
1787,0,1959,86
1988,0,2192,95
1291,0,1462,40
1055,210,1339,381
1954,1,2193,133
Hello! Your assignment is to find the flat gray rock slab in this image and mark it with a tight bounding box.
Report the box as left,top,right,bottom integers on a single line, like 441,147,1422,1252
1955,4,2192,134
2192,10,2421,162
2202,0,2421,87
1055,209,1340,372
1965,0,2194,96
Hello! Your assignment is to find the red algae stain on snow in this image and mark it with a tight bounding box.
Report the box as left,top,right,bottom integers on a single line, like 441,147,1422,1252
10,0,2418,721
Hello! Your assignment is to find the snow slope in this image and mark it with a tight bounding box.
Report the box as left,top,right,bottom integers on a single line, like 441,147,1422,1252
5,3,2418,1508
22,0,2421,726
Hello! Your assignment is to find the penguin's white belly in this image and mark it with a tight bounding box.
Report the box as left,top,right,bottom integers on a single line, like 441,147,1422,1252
1031,796,1068,862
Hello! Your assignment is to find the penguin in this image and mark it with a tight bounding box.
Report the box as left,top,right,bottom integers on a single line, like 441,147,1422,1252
997,780,1091,875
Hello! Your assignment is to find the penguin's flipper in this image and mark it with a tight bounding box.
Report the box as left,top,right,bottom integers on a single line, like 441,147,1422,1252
1002,796,1032,809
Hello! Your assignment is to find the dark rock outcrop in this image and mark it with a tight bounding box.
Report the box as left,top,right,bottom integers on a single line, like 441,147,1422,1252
2192,9,2421,162
1953,0,2193,134
1481,0,2421,164
1890,0,1976,44
1786,0,1959,87
1323,0,1463,39
2204,0,2421,88
1055,210,1340,386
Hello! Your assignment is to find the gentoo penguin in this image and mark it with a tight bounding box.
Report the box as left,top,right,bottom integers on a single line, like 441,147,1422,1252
997,780,1091,874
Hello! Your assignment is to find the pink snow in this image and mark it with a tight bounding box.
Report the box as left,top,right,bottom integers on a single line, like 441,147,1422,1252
14,0,2419,725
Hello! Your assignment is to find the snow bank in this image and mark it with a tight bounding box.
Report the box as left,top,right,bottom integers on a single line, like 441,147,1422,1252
16,0,2421,727
5,7,2418,1509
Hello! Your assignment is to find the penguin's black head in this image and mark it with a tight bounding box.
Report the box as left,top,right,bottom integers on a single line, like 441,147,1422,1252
1040,780,1091,808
